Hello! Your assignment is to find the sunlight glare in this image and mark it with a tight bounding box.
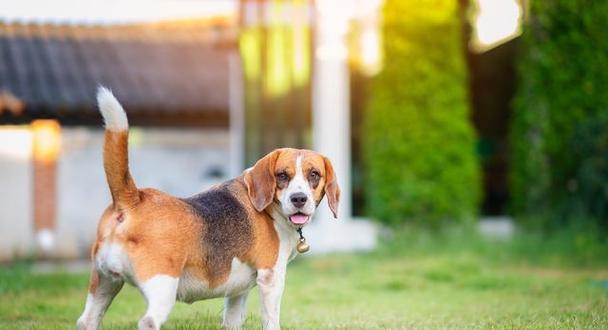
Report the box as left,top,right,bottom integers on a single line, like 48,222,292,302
475,0,522,50
360,30,381,75
32,120,61,163
0,0,236,24
0,127,32,160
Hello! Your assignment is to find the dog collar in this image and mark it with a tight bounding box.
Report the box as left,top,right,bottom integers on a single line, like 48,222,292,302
296,227,310,253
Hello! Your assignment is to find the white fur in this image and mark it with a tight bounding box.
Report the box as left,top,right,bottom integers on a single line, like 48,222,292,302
78,241,129,329
97,86,128,132
280,155,316,221
138,275,179,330
255,211,300,330
268,205,301,263
96,242,133,281
176,257,256,303
222,291,250,329
257,268,283,330
77,294,96,330
77,275,124,330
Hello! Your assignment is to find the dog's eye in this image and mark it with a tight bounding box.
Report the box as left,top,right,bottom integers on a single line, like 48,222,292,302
309,170,320,180
276,172,289,182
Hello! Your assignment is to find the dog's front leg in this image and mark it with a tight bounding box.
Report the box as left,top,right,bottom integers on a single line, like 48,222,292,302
222,290,250,329
257,267,286,330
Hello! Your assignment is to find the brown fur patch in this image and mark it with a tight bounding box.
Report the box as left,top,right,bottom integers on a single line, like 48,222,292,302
244,150,281,212
88,264,99,294
103,131,140,210
92,190,199,281
123,189,198,280
321,156,340,218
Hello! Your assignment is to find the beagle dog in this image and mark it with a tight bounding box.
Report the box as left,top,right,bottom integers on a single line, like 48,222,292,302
76,87,340,330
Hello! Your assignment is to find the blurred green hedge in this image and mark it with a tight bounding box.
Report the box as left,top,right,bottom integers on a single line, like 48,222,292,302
511,1,608,227
363,0,480,225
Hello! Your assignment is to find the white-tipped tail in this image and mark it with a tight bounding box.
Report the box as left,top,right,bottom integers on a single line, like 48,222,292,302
97,86,128,131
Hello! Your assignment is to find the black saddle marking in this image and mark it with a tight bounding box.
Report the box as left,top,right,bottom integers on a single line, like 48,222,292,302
182,182,252,281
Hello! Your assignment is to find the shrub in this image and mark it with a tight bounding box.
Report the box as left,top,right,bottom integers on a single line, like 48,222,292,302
511,1,608,227
363,0,481,225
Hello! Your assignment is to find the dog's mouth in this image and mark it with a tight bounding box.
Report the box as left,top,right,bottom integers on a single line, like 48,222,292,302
288,212,310,225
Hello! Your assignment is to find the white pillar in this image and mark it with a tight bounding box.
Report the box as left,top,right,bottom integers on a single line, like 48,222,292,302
313,0,352,220
228,51,245,178
307,0,377,253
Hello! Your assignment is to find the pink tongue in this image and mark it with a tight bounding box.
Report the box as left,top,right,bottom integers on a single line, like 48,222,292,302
289,214,309,224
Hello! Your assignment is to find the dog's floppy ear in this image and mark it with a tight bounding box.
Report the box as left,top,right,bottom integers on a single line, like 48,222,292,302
323,156,340,219
244,150,280,212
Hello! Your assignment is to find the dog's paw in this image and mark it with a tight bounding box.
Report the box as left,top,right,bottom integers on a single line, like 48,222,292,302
138,316,157,330
76,319,86,330
76,315,92,330
221,323,244,330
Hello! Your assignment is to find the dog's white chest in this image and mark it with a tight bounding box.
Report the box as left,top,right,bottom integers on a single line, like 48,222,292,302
176,257,256,303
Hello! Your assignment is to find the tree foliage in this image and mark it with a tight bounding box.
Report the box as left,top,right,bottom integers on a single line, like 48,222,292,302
363,0,481,224
511,1,608,227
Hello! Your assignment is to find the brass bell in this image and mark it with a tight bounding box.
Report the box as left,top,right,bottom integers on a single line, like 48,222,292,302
296,239,310,253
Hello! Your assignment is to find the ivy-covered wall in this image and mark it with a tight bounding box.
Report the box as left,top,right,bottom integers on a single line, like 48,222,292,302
511,1,608,227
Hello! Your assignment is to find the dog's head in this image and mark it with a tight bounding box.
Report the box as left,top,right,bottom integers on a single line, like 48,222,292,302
244,148,340,226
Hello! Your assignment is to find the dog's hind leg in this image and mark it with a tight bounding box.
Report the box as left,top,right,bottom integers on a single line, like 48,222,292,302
222,290,251,329
77,270,124,330
137,275,179,330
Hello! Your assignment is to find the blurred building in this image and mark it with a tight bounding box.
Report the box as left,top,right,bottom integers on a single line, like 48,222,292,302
0,19,238,260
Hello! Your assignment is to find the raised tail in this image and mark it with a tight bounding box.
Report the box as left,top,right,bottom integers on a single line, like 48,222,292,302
97,86,140,210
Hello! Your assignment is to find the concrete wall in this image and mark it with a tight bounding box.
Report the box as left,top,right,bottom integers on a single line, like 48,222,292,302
0,127,33,260
0,126,230,261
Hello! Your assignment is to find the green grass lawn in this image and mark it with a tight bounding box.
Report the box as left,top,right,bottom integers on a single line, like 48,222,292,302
1,226,607,329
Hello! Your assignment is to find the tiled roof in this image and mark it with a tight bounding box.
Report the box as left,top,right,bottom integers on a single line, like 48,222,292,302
0,21,236,127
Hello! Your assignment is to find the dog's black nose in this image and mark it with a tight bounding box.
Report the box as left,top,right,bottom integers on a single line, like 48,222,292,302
290,192,308,208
